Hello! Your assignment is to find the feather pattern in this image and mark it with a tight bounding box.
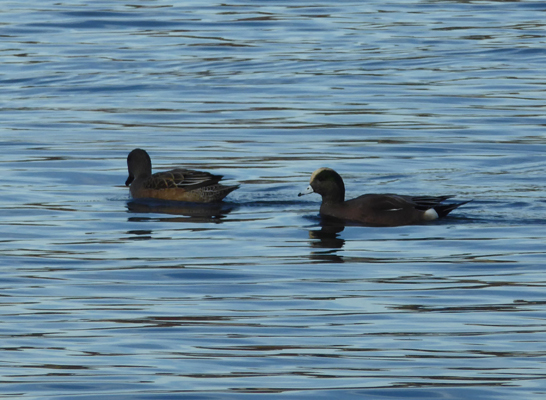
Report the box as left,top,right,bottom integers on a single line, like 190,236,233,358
143,169,222,190
125,149,238,203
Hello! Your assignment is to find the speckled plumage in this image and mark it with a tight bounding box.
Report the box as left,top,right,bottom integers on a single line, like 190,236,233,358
125,149,239,203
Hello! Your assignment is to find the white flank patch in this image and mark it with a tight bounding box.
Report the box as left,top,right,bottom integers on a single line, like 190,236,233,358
423,208,439,221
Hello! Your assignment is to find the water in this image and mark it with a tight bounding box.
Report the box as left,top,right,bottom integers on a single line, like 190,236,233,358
2,1,546,399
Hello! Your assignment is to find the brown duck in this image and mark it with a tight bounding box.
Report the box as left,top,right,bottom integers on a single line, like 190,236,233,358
299,167,470,227
125,148,239,202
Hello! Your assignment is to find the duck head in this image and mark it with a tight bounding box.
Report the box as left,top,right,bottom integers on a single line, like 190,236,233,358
126,148,152,186
299,167,345,203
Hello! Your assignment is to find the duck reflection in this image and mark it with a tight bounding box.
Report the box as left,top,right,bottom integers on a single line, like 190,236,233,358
126,199,235,223
308,217,346,263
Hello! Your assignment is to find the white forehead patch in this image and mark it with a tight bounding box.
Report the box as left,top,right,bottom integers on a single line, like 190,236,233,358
310,167,333,183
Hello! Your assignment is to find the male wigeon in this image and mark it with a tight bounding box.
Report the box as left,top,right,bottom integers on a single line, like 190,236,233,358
299,167,470,227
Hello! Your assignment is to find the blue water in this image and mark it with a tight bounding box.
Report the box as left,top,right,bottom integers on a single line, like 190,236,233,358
2,1,546,399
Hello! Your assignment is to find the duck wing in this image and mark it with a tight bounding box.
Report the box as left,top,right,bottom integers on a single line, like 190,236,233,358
144,169,223,190
404,195,453,211
370,194,469,218
361,194,452,212
359,194,415,212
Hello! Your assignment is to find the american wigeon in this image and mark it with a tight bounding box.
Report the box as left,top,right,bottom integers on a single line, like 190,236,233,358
299,167,470,227
125,148,239,202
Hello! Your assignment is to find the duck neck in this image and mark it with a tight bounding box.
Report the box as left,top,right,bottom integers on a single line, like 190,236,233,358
322,191,344,205
137,171,152,180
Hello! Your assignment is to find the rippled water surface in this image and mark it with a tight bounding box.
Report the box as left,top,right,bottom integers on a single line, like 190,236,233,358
2,1,546,399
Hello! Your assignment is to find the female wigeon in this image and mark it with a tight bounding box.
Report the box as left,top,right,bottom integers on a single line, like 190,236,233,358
125,148,239,203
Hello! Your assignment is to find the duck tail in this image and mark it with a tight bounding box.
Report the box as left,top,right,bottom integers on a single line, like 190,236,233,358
215,184,240,201
434,200,472,218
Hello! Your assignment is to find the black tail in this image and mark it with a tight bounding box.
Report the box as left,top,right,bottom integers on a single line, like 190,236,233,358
434,200,472,218
412,195,453,210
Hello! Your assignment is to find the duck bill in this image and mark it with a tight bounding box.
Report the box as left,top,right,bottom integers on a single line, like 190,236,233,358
298,185,314,197
125,174,134,186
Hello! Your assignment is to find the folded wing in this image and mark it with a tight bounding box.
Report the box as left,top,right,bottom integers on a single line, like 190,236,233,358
144,169,223,191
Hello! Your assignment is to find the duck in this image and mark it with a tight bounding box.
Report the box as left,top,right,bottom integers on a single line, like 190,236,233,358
299,167,470,227
125,148,239,202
